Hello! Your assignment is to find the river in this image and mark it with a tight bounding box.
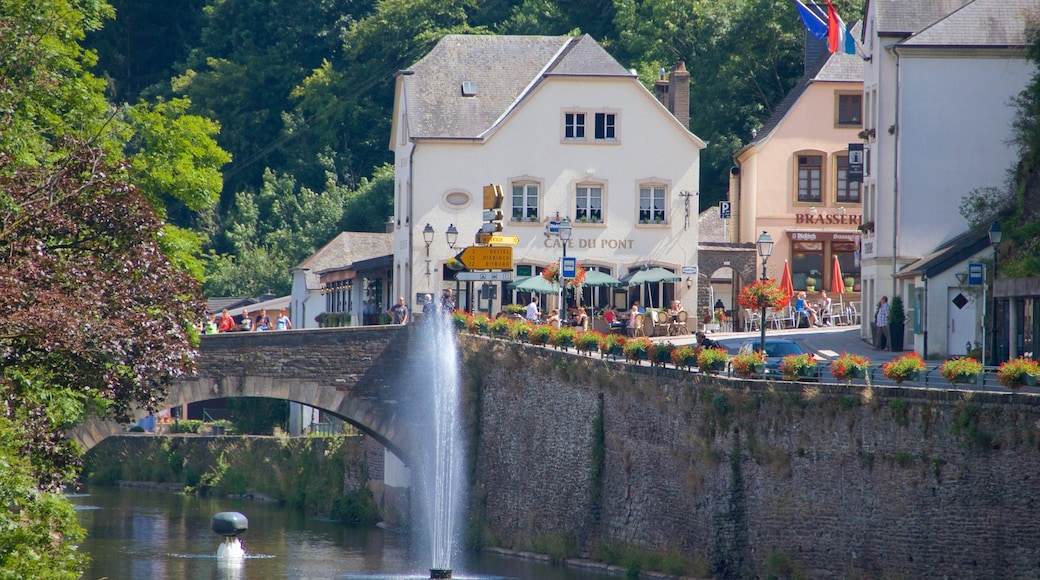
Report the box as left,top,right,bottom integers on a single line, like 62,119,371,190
72,486,620,580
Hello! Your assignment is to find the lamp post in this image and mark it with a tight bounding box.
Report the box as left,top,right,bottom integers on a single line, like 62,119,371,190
559,216,572,319
756,231,774,355
989,221,1002,366
445,223,459,249
422,223,435,275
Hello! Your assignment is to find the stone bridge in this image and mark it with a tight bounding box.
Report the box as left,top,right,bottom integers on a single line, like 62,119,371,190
71,326,432,464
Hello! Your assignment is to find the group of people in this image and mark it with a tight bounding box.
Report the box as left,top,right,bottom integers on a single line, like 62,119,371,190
204,307,292,334
522,296,590,329
793,290,835,328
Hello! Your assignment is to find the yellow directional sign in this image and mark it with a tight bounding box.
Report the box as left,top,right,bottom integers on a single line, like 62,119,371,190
456,246,513,270
482,184,504,210
478,234,520,245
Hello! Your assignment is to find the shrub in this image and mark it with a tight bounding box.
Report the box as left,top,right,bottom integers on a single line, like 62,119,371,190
696,347,730,373
996,357,1040,389
830,352,870,382
780,353,818,381
882,352,926,384
940,357,983,384
731,350,766,377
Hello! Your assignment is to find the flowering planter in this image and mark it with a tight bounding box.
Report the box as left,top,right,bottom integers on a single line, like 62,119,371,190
950,373,979,385
798,366,818,378
895,370,919,384
736,363,765,378
848,367,867,379
705,360,727,373
1024,373,1040,387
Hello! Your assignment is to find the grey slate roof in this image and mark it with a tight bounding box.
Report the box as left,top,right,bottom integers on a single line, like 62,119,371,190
295,232,393,288
903,0,1039,47
402,34,633,139
872,0,973,36
897,226,991,279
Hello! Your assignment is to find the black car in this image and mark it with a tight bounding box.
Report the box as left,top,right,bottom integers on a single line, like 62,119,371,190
737,338,816,377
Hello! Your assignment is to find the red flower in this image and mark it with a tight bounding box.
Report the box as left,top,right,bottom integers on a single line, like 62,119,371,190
737,279,790,310
542,262,587,287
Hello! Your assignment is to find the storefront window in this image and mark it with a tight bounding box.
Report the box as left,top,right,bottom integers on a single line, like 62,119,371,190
833,241,860,291
792,242,824,289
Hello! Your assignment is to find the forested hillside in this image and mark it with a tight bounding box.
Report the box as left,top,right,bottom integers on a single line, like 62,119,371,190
86,0,866,297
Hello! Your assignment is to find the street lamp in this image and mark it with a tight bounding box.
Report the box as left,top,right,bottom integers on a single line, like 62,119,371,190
559,217,572,319
989,221,1002,366
445,223,459,249
423,223,435,275
756,231,774,355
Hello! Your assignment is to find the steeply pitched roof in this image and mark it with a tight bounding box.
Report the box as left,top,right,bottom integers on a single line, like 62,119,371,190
872,0,973,36
401,34,632,139
740,23,863,152
896,227,991,279
903,0,1038,47
295,232,393,288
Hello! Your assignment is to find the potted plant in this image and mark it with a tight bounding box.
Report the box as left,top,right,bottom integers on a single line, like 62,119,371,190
488,316,512,338
466,313,490,334
830,352,870,382
503,303,526,316
671,345,700,370
697,347,730,374
882,352,925,385
550,326,577,349
780,353,818,381
731,350,766,378
805,277,817,292
574,330,601,355
648,342,675,367
858,221,875,234
940,357,983,385
888,295,906,351
508,320,531,342
737,279,792,312
845,276,855,289
528,324,552,346
451,310,469,331
623,337,653,363
598,333,626,358
996,357,1040,389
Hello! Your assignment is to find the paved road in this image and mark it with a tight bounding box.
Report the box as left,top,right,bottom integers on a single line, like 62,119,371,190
652,324,1031,393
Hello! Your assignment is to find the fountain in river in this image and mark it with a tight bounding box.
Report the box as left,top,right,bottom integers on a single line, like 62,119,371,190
213,511,248,565
416,311,466,579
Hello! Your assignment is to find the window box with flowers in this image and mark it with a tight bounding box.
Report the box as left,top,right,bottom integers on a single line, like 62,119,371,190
940,357,983,385
488,316,513,338
882,352,926,385
508,320,531,342
781,353,818,381
648,342,675,367
598,333,625,358
528,324,553,346
857,221,875,234
550,326,577,349
466,313,490,335
574,330,602,355
996,357,1040,389
830,352,870,381
737,279,791,312
671,345,700,370
731,350,766,378
451,310,470,331
697,347,730,374
623,337,653,363
542,262,586,287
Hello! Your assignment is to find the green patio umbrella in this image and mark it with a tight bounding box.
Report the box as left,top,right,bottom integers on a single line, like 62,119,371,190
623,267,681,285
507,275,559,294
582,270,624,287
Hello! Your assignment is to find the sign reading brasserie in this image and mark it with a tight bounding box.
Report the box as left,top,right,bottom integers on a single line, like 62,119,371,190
794,212,861,225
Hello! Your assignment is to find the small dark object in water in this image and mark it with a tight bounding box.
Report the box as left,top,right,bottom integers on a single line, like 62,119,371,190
430,569,452,579
212,511,248,537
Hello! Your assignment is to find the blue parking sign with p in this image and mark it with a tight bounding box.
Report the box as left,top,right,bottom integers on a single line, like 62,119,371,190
719,201,731,219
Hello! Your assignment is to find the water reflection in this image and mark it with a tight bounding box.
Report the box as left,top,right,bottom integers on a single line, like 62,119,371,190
72,487,617,580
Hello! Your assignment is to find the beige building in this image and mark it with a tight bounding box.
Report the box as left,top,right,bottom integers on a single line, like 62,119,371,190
389,35,705,316
730,37,864,303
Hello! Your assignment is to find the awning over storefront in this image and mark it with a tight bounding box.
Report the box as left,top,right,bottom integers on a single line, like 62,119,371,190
786,230,860,243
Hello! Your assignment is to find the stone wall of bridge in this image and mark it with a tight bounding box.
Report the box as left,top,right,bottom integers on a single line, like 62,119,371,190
459,335,1040,578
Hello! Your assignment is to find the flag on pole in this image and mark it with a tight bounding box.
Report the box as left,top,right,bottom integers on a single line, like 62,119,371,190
792,0,828,40
823,0,856,55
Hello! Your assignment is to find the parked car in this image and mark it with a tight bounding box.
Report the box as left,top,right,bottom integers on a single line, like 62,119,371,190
737,338,814,376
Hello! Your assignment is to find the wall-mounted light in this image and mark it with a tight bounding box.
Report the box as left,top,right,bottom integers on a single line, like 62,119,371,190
839,206,846,215
809,207,818,216
685,278,693,290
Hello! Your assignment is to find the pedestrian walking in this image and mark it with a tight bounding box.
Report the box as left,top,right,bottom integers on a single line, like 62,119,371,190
875,296,890,350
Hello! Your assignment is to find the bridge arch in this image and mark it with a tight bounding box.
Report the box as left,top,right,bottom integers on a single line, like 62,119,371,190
71,326,427,465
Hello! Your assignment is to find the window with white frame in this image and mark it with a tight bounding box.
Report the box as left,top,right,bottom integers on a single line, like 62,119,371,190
594,113,616,140
564,113,586,140
835,155,861,203
511,182,540,221
797,155,823,202
639,185,666,223
575,184,603,223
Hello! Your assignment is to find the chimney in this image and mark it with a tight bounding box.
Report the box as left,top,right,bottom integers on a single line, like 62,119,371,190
653,67,669,108
668,62,690,129
804,30,828,76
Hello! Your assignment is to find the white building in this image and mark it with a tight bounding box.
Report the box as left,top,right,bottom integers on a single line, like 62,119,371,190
390,35,704,317
859,0,1038,357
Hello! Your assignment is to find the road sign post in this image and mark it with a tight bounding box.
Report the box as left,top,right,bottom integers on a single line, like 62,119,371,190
455,246,513,271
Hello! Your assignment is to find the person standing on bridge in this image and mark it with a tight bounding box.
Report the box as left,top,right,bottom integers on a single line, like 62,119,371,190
275,308,292,330
391,296,409,325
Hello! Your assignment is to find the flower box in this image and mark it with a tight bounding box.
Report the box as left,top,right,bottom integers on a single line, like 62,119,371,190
996,357,1040,389
696,348,730,374
882,352,926,385
732,350,767,378
781,353,818,381
940,357,983,385
831,352,870,382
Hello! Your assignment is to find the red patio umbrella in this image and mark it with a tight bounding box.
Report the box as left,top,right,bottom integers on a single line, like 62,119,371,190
778,260,795,299
831,255,847,294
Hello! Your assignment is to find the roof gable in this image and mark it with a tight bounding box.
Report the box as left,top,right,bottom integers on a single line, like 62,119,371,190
873,0,973,36
401,34,632,139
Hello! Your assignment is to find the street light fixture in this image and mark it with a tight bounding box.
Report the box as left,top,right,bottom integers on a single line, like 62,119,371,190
423,223,435,275
989,221,1002,366
559,217,572,319
446,223,459,249
756,230,774,356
